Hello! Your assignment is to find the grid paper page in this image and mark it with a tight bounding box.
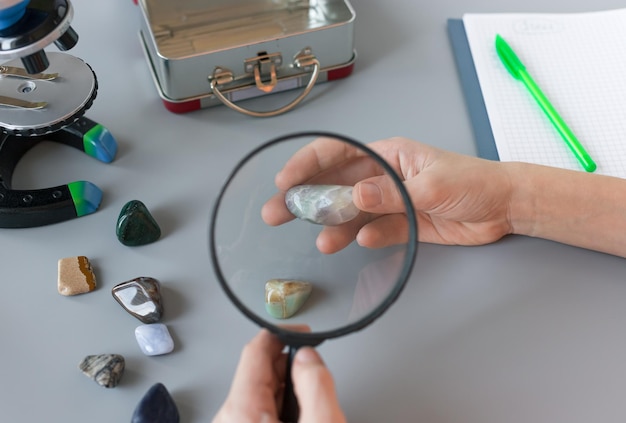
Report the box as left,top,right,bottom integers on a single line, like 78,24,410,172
463,8,626,178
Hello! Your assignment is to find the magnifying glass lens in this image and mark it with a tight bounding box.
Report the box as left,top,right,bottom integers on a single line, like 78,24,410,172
210,132,417,422
210,133,417,343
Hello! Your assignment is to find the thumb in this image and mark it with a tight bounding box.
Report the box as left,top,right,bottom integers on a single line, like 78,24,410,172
353,175,409,215
292,347,346,423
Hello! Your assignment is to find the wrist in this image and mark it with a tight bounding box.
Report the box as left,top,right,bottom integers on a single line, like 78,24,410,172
504,161,540,238
503,161,626,257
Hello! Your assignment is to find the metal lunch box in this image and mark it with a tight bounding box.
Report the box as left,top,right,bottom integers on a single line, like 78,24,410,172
134,0,356,116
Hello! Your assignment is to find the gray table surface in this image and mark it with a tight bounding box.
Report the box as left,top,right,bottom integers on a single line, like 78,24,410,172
2,1,626,422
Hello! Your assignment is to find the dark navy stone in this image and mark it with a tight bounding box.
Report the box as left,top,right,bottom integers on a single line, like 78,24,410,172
131,383,179,423
116,200,161,246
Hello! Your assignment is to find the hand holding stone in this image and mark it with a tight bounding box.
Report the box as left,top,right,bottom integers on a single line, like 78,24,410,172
262,135,517,253
261,136,408,254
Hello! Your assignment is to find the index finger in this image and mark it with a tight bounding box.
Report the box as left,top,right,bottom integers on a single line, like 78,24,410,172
227,329,286,411
275,137,365,191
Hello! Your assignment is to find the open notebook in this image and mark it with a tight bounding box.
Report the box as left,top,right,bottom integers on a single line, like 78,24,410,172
448,8,626,179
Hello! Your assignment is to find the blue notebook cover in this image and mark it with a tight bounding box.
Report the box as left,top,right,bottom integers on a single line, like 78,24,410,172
447,18,499,161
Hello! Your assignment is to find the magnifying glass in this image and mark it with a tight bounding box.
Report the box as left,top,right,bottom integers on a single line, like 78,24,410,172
209,132,417,422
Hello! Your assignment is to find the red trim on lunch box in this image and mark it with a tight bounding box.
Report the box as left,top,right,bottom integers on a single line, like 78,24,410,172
160,62,355,113
327,63,355,80
162,99,201,114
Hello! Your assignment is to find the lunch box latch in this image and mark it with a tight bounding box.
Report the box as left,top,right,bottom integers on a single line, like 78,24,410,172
209,47,320,117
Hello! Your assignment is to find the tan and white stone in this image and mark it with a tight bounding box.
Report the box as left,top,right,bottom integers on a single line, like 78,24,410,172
57,256,96,296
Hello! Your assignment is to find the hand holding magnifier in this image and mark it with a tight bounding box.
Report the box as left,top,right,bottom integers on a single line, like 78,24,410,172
209,132,417,422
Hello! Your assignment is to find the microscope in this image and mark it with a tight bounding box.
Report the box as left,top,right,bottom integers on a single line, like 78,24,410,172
0,0,117,228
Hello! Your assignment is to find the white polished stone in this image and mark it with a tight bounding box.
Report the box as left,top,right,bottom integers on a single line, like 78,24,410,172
285,184,359,225
134,323,174,356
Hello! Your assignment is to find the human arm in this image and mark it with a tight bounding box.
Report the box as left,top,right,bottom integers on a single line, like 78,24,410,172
505,160,626,257
262,136,626,257
212,329,346,423
262,136,515,253
353,137,626,257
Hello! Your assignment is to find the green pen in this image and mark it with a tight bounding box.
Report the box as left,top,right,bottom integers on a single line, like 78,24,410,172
495,34,596,172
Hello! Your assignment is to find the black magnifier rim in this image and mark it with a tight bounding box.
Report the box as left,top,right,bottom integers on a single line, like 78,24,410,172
209,131,418,347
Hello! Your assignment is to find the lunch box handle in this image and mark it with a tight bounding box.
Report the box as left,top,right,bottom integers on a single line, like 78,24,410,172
209,48,320,117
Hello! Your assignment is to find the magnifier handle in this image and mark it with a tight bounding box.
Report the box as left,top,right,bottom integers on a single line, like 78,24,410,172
280,346,300,423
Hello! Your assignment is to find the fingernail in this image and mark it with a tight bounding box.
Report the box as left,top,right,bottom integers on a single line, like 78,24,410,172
295,347,322,365
358,182,383,207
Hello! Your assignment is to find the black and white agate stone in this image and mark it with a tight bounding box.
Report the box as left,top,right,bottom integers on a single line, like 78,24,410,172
112,276,164,323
